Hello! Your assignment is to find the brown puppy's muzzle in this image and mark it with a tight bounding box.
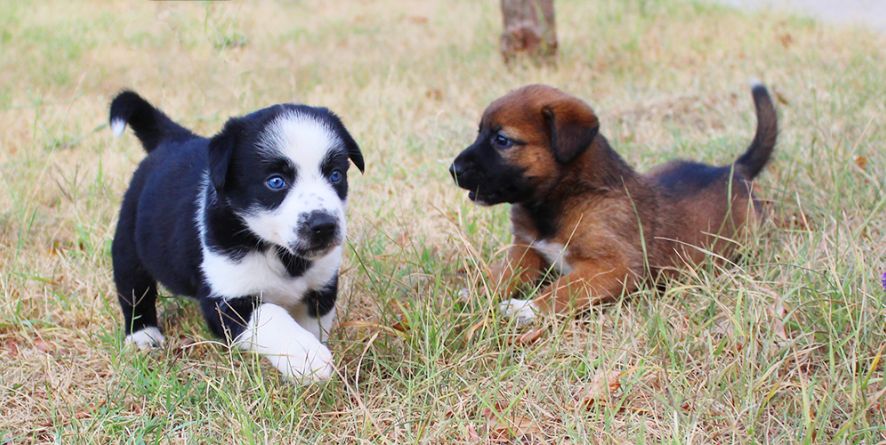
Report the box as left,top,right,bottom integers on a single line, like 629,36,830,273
449,150,481,190
449,143,525,205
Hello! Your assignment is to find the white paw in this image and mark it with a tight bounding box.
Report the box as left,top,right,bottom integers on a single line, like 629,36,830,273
238,303,336,385
124,327,166,349
269,343,335,384
499,299,538,327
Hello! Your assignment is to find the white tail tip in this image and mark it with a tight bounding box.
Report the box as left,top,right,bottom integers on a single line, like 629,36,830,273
111,119,126,137
748,77,764,89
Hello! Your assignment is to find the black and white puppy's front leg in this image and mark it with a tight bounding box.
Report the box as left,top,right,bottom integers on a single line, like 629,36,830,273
293,277,338,344
200,293,334,384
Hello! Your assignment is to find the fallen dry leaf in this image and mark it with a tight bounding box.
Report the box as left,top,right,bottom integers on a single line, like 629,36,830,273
75,399,106,421
855,155,868,171
425,88,443,101
481,404,544,442
580,369,623,409
488,415,542,442
511,327,545,346
465,320,485,342
775,90,790,106
466,424,481,442
766,290,790,341
778,33,793,48
4,339,19,356
34,339,53,354
775,210,813,230
385,302,410,332
48,240,63,256
390,318,409,333
868,386,885,413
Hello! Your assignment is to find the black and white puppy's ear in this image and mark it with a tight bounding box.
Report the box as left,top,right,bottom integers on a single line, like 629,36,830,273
541,98,600,164
341,128,364,174
323,110,364,173
208,118,241,191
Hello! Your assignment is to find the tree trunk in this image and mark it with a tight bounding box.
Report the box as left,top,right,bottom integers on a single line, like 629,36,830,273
500,0,557,64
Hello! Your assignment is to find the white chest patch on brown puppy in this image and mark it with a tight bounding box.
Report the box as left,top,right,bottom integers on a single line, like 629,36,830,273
532,239,572,273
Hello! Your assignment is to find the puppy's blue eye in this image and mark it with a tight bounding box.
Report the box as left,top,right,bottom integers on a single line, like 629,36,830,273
329,169,343,184
492,133,513,148
266,175,287,190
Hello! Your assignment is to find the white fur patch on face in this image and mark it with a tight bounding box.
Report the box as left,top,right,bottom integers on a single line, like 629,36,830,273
235,303,334,384
124,326,165,349
241,113,347,252
499,299,538,326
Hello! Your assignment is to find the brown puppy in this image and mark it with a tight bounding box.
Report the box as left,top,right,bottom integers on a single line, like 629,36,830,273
449,83,777,324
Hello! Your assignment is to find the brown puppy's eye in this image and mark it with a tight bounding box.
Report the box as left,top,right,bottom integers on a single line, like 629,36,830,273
492,132,514,149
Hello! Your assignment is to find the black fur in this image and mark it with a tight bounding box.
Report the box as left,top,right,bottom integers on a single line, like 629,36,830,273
109,91,194,152
448,128,536,205
200,294,258,340
521,200,560,239
303,277,339,318
735,84,778,179
654,162,732,196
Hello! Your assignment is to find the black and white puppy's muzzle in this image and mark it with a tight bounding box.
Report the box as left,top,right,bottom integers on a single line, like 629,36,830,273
298,210,342,257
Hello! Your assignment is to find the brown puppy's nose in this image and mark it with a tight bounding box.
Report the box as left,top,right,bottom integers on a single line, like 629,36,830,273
448,162,462,180
450,158,476,180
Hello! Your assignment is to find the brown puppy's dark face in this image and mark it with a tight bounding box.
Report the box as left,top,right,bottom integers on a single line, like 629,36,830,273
449,84,600,205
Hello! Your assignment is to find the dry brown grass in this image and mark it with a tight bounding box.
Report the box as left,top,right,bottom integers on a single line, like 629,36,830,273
0,0,883,443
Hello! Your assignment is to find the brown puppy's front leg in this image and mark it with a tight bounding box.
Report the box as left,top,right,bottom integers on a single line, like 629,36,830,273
499,256,635,325
489,239,546,297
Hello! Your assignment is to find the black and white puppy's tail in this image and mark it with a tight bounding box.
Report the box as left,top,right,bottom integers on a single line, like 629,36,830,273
734,81,778,179
109,90,195,153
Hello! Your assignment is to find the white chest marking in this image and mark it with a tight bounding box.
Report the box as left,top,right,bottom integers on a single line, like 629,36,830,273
201,246,341,306
532,239,573,274
196,178,341,306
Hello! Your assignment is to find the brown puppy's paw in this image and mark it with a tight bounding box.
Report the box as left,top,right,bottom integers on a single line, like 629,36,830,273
499,299,539,326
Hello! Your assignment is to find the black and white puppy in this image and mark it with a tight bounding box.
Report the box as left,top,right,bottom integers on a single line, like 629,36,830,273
109,91,363,383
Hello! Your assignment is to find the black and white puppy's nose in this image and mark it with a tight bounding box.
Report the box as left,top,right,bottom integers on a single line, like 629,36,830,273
301,211,339,250
309,213,337,239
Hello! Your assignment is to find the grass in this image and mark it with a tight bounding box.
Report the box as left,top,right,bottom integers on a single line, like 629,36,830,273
0,0,883,442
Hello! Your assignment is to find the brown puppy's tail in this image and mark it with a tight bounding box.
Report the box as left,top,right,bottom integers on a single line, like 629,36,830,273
735,82,778,179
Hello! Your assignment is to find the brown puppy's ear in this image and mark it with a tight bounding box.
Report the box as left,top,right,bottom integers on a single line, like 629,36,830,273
542,98,600,164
